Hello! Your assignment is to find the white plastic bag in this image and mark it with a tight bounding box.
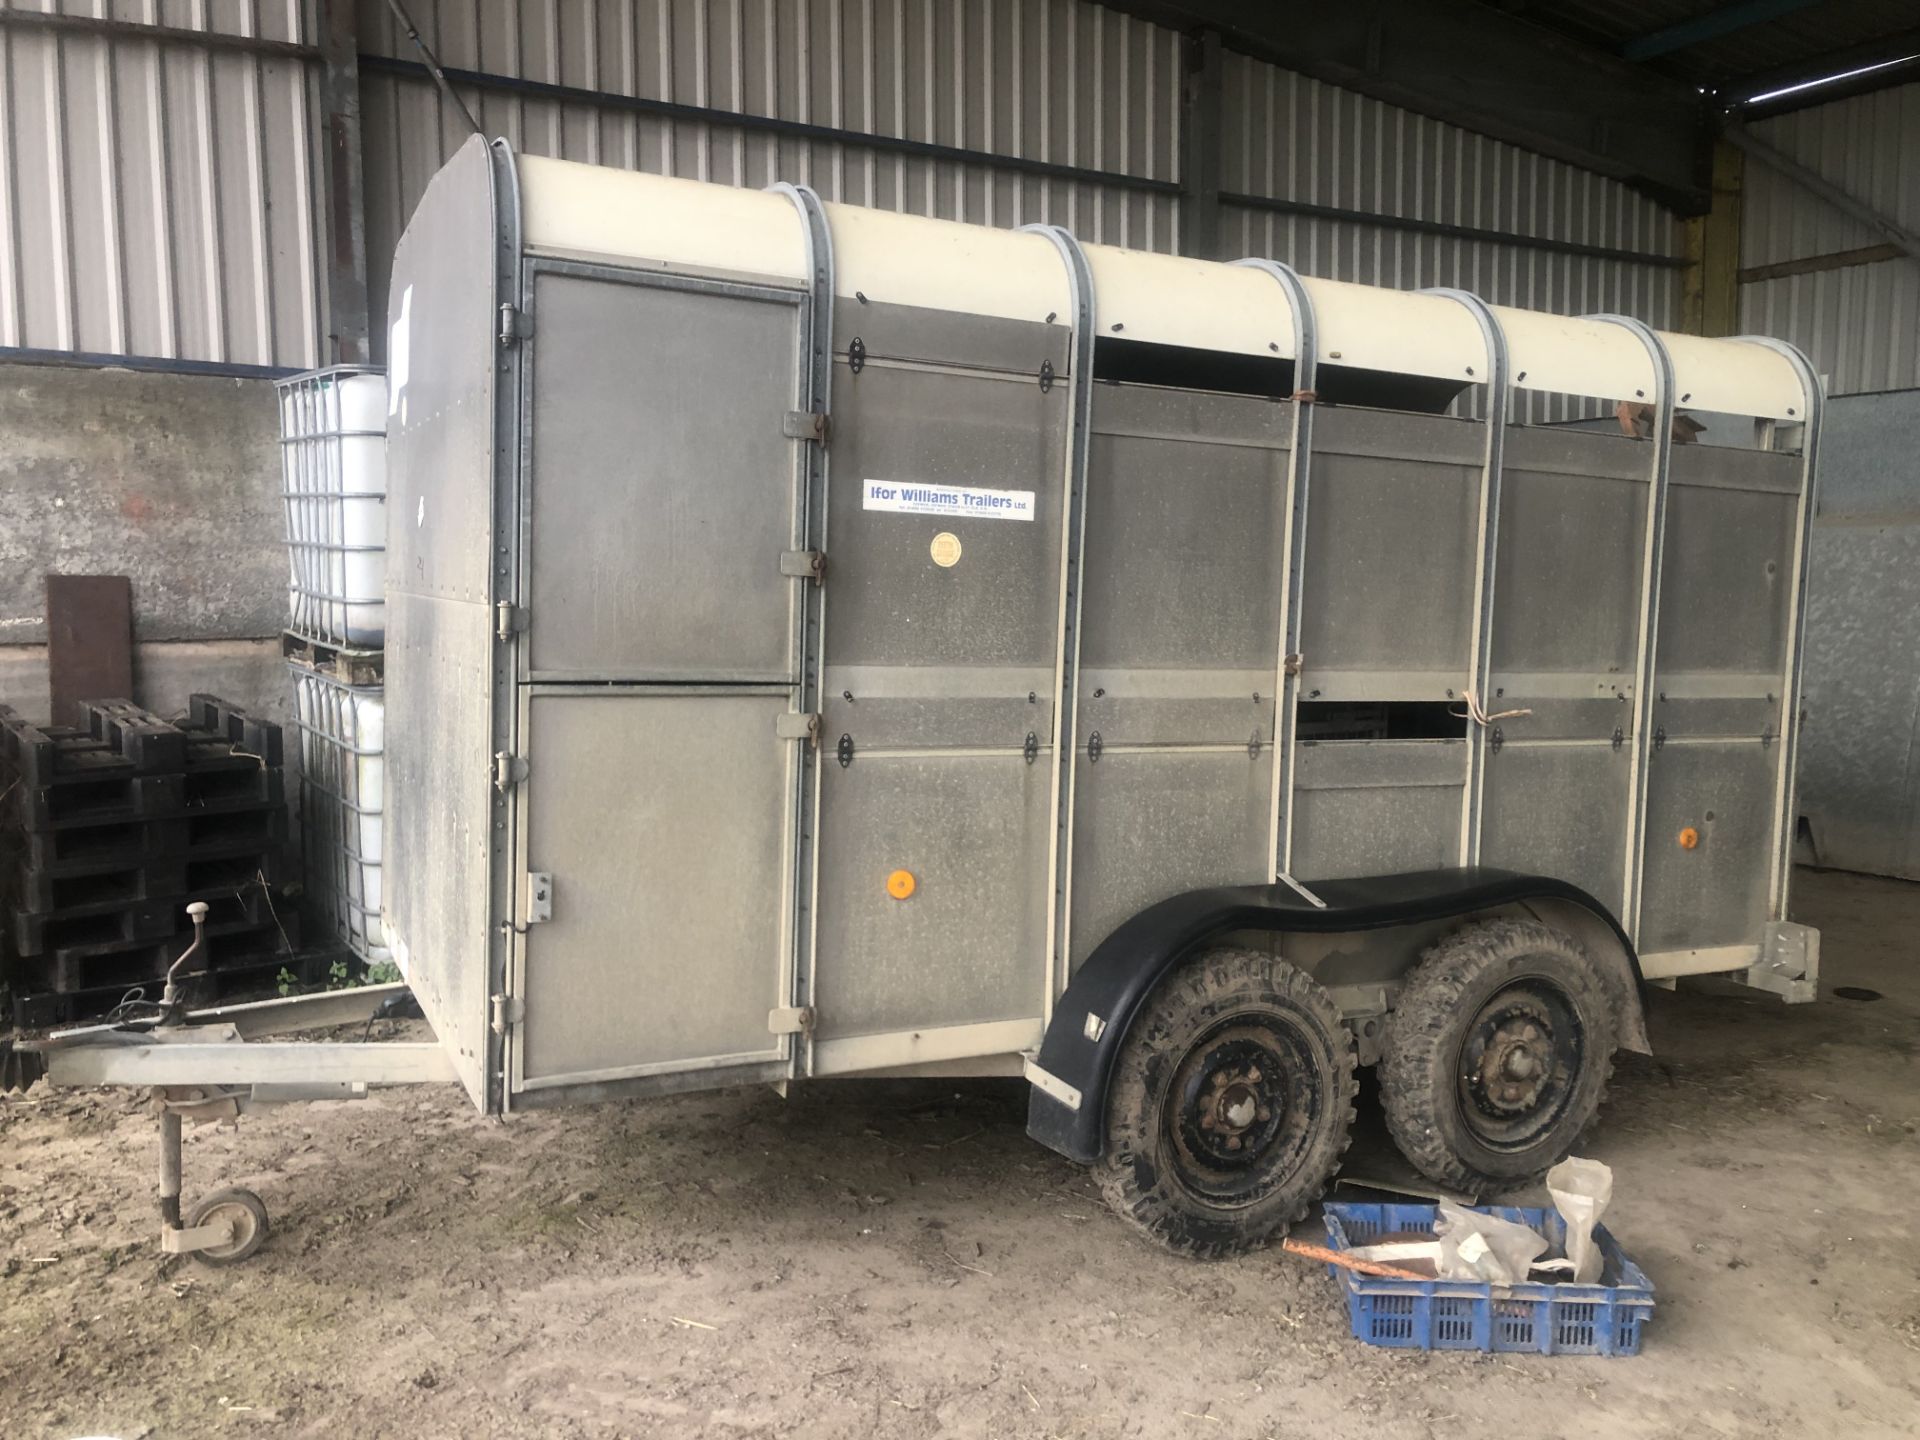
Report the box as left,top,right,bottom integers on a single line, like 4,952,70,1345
1434,1202,1549,1284
1545,1157,1613,1284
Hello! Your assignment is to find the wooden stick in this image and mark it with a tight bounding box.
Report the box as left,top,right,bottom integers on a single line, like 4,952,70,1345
1281,1237,1427,1281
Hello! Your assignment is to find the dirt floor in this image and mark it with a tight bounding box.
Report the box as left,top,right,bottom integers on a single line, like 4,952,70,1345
3,866,1917,1439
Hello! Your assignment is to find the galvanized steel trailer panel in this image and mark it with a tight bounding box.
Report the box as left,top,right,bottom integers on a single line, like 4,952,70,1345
381,138,1822,1114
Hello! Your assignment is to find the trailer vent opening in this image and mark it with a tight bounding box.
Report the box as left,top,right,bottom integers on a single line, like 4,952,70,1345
1297,701,1469,741
1092,339,1473,415
1093,337,1296,397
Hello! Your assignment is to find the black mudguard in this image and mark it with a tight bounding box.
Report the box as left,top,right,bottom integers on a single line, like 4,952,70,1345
1026,867,1640,1164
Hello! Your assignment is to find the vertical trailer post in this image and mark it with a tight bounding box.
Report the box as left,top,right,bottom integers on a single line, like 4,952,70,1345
1423,290,1509,865
1021,225,1096,1010
489,139,526,1113
1231,260,1317,883
1588,315,1676,946
1735,337,1822,922
770,184,836,1075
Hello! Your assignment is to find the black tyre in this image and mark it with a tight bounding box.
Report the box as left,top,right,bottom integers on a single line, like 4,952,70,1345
186,1187,270,1266
1381,919,1616,1195
1096,948,1357,1258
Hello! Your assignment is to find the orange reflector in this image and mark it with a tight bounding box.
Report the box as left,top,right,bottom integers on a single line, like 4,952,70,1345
886,869,917,899
1678,826,1700,850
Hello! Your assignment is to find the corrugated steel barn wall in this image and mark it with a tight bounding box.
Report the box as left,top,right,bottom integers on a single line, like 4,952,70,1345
0,0,324,373
355,0,1185,346
1,0,1696,375
1740,82,1920,398
1217,50,1684,422
356,0,1684,376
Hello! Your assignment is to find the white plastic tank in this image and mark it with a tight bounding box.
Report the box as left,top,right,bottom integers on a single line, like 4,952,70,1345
291,668,389,963
277,366,388,650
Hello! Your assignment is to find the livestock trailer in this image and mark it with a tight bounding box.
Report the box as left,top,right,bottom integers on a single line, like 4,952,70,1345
20,135,1822,1263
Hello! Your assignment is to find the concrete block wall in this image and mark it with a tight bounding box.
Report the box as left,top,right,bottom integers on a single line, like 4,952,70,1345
0,362,290,732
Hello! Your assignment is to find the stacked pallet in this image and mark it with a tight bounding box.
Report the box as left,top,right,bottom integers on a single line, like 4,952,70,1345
1,696,303,1027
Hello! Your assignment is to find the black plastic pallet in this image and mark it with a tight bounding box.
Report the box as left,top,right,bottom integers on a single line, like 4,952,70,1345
14,808,286,876
12,843,284,914
8,768,286,833
4,701,282,805
11,880,281,960
76,700,190,773
10,946,328,1031
183,693,285,768
41,912,302,996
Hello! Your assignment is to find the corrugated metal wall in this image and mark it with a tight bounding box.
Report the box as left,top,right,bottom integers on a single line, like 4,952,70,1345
357,0,1182,347
1220,51,1686,421
0,1,324,371
0,0,1699,376
1740,82,1920,397
356,1,1687,371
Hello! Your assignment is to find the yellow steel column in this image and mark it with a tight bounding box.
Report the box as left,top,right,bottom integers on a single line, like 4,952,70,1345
1684,140,1744,336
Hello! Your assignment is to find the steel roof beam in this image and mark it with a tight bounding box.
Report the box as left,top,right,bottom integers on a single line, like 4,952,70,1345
1620,0,1822,62
1093,0,1710,212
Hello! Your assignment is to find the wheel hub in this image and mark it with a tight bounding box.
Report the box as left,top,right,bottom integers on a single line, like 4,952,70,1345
1477,1020,1552,1113
1196,1066,1271,1149
1167,1024,1316,1198
1456,980,1583,1152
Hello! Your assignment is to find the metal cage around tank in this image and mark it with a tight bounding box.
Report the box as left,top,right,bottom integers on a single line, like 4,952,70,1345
275,365,389,653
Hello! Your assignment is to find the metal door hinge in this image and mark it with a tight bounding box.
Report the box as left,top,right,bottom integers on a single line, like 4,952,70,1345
495,601,527,638
767,1005,815,1036
1611,727,1624,751
776,712,821,742
1038,359,1055,393
1653,726,1667,751
1489,725,1504,754
1760,723,1774,749
497,303,530,346
493,752,528,790
490,993,525,1036
1087,731,1103,763
524,872,553,924
1024,731,1039,764
783,410,830,442
847,337,866,374
1248,729,1263,758
780,549,827,580
837,733,855,768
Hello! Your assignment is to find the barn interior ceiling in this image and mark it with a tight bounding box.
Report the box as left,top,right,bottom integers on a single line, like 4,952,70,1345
1103,0,1920,212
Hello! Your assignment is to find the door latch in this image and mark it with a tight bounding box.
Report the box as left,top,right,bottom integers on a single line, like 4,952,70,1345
779,549,827,580
782,410,829,442
767,1005,815,1036
776,712,821,742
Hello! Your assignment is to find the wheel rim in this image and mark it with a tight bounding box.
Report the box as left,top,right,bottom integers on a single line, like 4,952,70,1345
1455,976,1584,1152
1162,1014,1323,1206
197,1200,261,1260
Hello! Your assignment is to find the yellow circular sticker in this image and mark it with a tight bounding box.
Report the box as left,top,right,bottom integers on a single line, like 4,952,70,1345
930,532,963,568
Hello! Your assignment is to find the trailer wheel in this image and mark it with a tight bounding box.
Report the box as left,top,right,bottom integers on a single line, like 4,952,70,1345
1380,919,1615,1195
1096,949,1356,1258
185,1187,270,1266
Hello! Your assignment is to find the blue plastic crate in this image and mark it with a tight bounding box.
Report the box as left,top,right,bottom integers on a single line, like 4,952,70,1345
1321,1201,1655,1356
